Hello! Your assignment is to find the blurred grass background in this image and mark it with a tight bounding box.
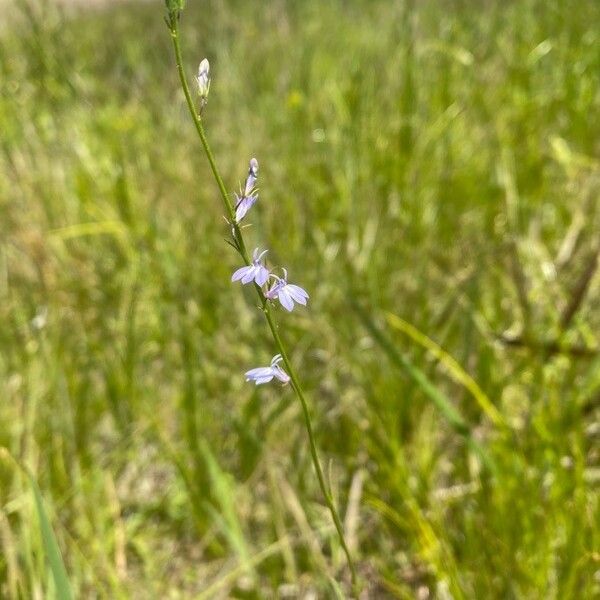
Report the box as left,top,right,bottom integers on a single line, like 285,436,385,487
1,0,599,597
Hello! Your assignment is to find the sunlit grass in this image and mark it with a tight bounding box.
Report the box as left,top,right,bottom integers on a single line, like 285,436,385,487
0,0,599,597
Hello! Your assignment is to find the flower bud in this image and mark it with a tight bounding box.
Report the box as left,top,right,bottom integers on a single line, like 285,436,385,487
197,58,210,104
245,158,259,195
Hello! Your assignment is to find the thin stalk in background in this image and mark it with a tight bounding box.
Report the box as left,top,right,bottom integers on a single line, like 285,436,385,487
165,7,358,589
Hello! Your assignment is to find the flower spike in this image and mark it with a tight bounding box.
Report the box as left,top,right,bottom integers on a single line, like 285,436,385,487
168,18,358,584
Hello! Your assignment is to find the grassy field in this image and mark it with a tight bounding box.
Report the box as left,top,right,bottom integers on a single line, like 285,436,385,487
1,0,599,597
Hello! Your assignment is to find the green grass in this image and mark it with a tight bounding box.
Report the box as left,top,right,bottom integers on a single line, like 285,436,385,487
1,0,599,596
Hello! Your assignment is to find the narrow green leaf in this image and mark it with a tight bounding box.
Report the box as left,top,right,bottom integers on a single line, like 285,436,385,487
27,473,73,600
199,440,254,572
385,311,507,428
352,302,496,473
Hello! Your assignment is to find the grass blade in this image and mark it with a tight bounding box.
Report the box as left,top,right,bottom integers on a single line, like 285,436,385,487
352,302,496,473
385,311,507,428
27,472,74,600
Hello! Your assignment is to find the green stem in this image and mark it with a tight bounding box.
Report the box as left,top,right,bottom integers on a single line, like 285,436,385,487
168,19,358,588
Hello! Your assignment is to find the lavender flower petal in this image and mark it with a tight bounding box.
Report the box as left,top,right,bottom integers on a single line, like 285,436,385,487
232,266,252,282
286,284,309,305
255,266,270,287
245,367,272,378
235,193,258,222
241,267,257,284
273,365,291,383
245,354,290,386
287,284,309,299
265,280,281,299
278,288,294,312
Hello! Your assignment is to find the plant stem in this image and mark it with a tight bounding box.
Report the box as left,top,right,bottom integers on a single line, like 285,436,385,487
168,18,358,588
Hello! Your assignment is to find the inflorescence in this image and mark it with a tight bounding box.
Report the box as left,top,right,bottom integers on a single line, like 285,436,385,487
193,65,311,385
229,156,309,383
166,19,358,580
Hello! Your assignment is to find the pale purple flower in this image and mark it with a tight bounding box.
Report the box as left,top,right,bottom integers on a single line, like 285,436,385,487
235,192,258,222
234,158,259,222
245,354,290,385
265,269,309,312
231,248,270,286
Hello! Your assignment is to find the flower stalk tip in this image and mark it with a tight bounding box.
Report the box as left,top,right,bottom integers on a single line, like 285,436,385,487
165,0,185,27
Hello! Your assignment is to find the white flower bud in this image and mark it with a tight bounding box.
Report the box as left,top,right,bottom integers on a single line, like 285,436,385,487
197,58,210,103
